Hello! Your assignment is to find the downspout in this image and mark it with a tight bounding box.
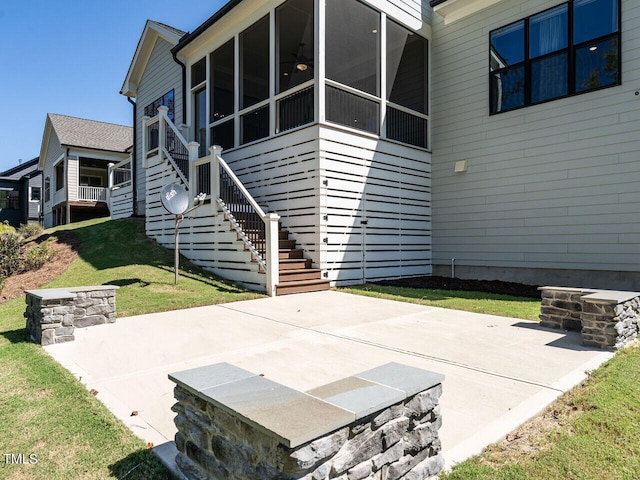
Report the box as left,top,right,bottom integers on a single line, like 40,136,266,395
171,50,187,126
127,96,138,215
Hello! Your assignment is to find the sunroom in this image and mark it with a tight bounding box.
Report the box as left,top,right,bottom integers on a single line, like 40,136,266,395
141,0,432,292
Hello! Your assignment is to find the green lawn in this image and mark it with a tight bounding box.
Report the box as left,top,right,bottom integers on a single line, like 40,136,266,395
0,217,263,479
341,283,541,321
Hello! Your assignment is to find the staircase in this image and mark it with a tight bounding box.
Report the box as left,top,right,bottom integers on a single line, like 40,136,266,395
228,217,330,295
276,227,330,295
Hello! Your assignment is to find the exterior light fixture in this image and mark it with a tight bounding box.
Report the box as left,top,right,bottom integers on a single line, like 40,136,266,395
296,62,308,72
589,46,598,51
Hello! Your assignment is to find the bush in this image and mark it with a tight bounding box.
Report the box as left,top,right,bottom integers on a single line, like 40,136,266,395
18,223,43,239
0,275,5,293
0,232,23,277
22,241,57,272
0,220,16,234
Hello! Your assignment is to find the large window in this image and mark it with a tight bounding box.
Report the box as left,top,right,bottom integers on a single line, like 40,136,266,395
144,90,175,121
490,0,620,114
0,190,18,210
277,0,314,93
55,163,64,191
192,58,207,157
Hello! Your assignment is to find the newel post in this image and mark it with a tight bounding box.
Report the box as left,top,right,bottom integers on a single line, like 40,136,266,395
265,213,280,297
157,106,168,153
107,163,114,205
187,142,200,193
210,146,222,215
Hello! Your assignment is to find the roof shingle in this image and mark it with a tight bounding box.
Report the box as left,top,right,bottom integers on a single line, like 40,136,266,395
48,113,133,153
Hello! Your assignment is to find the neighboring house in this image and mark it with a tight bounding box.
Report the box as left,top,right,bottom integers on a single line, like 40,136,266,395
0,158,41,227
116,0,640,294
39,114,133,228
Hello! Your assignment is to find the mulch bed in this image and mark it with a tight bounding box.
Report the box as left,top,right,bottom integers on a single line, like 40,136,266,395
373,275,541,298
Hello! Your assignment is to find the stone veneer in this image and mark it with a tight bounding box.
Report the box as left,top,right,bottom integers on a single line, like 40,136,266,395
25,286,118,346
539,286,640,350
169,362,445,480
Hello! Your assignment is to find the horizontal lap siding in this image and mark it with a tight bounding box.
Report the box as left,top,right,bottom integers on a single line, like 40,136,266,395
145,158,264,291
431,0,640,275
320,127,431,284
136,37,183,211
222,127,322,265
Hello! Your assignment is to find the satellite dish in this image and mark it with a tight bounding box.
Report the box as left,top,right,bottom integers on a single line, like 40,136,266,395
161,183,189,215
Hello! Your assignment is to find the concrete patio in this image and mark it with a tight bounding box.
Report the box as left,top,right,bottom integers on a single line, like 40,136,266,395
44,290,613,471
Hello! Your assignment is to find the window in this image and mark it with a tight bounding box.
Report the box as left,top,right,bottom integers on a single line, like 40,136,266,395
241,16,270,110
210,40,234,123
55,163,64,191
490,0,620,114
192,58,207,157
30,186,41,202
44,177,50,202
276,0,314,93
144,90,175,121
80,175,104,187
0,190,17,210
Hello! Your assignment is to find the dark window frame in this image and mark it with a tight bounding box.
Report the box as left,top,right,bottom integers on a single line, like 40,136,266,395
30,186,41,202
489,0,621,115
144,89,175,122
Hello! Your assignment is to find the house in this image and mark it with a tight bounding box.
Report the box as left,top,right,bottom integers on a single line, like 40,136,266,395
0,158,41,228
39,114,133,228
116,0,640,295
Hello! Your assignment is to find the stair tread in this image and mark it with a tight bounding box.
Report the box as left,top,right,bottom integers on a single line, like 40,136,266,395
276,279,330,286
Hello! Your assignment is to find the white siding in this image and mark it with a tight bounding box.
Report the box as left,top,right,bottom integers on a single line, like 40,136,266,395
431,0,640,286
136,37,183,213
41,129,63,228
109,183,134,220
67,156,78,202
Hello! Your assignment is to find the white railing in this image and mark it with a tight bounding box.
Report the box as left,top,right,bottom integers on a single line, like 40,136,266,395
142,108,280,296
78,186,107,202
207,146,280,297
143,106,198,186
108,157,132,189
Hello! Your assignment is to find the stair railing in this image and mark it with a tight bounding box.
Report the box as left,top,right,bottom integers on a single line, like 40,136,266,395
144,106,199,187
209,146,280,296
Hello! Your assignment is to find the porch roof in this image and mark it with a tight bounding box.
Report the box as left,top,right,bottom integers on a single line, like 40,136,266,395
47,114,133,153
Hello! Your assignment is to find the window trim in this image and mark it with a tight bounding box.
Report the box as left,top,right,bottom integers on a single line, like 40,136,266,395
489,0,621,115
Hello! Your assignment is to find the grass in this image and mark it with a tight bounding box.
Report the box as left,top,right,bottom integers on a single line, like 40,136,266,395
0,217,264,479
341,283,541,321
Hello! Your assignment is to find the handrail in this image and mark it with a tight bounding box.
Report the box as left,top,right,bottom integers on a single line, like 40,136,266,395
216,154,266,218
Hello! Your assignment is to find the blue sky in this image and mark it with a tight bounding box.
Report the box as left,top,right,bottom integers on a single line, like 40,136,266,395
0,0,228,172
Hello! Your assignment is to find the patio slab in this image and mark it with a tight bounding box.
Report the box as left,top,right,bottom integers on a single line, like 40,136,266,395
44,290,613,470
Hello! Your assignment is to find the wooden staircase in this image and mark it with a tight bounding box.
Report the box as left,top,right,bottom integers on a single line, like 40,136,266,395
276,228,330,295
228,217,330,295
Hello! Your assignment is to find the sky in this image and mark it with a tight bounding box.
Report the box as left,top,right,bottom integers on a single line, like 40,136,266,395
0,0,229,172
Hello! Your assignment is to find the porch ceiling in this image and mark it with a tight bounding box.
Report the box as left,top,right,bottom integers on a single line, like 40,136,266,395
431,0,507,24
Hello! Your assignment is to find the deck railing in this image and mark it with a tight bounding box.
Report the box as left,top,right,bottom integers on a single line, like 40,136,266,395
78,186,107,202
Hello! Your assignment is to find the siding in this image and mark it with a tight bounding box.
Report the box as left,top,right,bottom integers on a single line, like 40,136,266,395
109,183,133,220
41,128,63,228
136,36,183,212
430,0,640,283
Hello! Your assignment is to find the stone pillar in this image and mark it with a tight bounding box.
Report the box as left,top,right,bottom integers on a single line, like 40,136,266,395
169,362,445,480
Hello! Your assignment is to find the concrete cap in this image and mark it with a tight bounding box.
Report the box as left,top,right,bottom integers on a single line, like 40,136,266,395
169,362,257,398
581,291,640,304
26,285,119,301
307,377,405,420
356,362,445,397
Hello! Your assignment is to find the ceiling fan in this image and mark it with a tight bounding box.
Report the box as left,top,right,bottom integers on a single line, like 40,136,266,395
282,43,313,74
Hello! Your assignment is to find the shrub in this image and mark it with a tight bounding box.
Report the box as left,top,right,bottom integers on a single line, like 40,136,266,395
0,220,16,234
18,223,43,239
0,232,23,277
22,241,57,272
0,275,5,293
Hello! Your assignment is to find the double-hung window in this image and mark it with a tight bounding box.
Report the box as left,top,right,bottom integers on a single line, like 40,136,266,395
490,0,620,114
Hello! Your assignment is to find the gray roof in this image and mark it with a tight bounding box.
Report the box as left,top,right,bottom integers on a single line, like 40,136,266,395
48,113,133,153
0,157,39,180
149,20,187,38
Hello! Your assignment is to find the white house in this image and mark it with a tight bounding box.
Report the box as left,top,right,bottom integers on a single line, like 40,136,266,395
114,0,640,294
39,114,133,228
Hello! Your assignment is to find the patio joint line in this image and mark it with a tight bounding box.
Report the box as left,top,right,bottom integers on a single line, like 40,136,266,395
218,305,565,393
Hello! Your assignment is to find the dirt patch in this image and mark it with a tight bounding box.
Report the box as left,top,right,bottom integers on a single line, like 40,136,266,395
0,231,80,303
374,275,540,298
